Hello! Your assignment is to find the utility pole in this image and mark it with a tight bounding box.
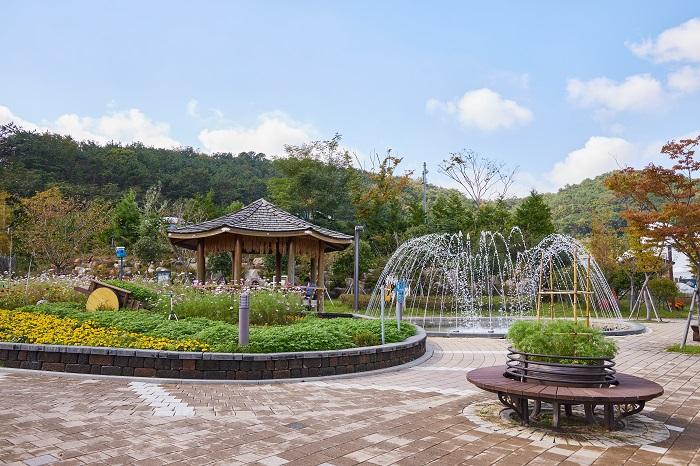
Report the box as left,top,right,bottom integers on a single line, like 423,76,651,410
422,162,428,220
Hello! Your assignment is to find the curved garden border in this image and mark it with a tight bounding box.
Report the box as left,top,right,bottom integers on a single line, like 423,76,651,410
0,326,426,380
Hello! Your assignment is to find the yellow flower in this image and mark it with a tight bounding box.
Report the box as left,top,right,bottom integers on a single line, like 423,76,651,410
0,309,210,352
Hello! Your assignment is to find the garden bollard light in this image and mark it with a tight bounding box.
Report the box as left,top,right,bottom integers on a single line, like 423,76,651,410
239,290,250,346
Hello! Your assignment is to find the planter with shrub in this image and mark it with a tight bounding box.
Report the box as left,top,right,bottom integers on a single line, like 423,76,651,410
505,320,619,387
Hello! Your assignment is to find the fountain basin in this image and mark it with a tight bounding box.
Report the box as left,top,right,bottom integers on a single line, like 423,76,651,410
410,317,646,338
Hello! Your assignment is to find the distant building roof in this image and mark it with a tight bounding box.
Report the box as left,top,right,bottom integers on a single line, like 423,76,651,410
168,198,352,251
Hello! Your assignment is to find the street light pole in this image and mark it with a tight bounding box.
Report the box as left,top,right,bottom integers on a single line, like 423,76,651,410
353,225,363,312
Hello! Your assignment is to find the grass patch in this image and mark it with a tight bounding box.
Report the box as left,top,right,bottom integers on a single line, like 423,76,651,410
667,343,700,354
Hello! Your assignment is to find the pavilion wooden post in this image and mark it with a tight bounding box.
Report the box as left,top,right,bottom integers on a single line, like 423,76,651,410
196,240,206,284
287,239,295,286
317,240,325,312
275,239,282,286
310,255,317,285
233,237,242,285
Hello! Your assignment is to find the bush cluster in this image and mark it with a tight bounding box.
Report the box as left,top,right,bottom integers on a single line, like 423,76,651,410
104,279,161,308
507,319,617,365
0,278,86,310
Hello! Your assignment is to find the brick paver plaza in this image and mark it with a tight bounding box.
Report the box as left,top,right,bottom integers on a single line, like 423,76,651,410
1,321,699,465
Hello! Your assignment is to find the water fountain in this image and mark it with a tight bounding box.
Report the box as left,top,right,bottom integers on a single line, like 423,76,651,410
364,230,633,336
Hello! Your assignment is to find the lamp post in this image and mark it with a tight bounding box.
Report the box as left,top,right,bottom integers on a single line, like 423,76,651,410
353,225,363,312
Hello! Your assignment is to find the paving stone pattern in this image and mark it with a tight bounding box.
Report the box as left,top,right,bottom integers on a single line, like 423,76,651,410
1,320,699,465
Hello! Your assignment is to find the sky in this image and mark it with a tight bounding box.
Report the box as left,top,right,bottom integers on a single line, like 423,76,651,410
2,1,700,196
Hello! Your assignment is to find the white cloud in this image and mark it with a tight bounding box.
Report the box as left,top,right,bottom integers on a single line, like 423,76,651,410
628,17,700,63
513,136,636,194
668,65,700,93
426,88,533,131
567,74,664,113
548,136,634,188
198,112,314,156
186,99,200,118
0,105,40,130
0,105,180,148
53,109,180,148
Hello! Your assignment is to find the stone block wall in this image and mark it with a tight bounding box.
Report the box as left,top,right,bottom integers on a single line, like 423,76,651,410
0,328,426,380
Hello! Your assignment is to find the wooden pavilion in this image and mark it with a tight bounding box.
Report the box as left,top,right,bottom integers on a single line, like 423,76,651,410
167,198,353,310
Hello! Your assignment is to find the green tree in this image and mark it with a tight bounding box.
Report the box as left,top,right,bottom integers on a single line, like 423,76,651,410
350,151,413,254
109,189,141,247
16,187,109,272
474,199,512,236
268,134,354,231
133,185,170,263
191,190,220,220
208,252,232,280
648,278,678,309
430,192,473,234
514,191,555,247
331,239,375,286
226,200,244,214
0,191,12,255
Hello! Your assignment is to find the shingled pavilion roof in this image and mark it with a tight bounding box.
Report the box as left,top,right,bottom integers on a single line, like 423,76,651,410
167,198,353,252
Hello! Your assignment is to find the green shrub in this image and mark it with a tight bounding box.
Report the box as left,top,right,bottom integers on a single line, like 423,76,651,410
352,330,381,347
0,279,86,309
104,279,160,308
170,289,303,325
507,319,617,365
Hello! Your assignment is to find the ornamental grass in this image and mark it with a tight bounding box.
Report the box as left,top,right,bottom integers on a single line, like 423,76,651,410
0,309,210,352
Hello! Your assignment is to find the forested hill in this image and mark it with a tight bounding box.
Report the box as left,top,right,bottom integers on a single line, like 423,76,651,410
0,126,274,205
0,125,626,236
543,174,630,236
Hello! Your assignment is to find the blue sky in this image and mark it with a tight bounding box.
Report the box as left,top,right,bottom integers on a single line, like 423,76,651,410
2,1,700,194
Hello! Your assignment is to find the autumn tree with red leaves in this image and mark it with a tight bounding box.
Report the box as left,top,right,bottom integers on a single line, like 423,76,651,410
605,135,700,344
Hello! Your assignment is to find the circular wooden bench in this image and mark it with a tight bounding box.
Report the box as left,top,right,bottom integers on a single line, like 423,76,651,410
467,366,663,431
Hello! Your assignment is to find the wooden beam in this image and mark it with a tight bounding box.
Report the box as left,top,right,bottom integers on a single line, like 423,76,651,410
196,240,206,284
233,237,242,285
287,239,295,286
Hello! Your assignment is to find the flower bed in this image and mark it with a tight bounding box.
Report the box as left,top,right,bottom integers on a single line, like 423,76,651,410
8,303,416,353
0,310,209,351
0,304,426,380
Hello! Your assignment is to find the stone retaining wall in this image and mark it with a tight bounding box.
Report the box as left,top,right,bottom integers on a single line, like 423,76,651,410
0,327,426,380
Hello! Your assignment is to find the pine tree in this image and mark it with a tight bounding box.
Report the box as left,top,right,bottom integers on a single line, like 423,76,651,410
514,190,555,246
110,189,141,247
